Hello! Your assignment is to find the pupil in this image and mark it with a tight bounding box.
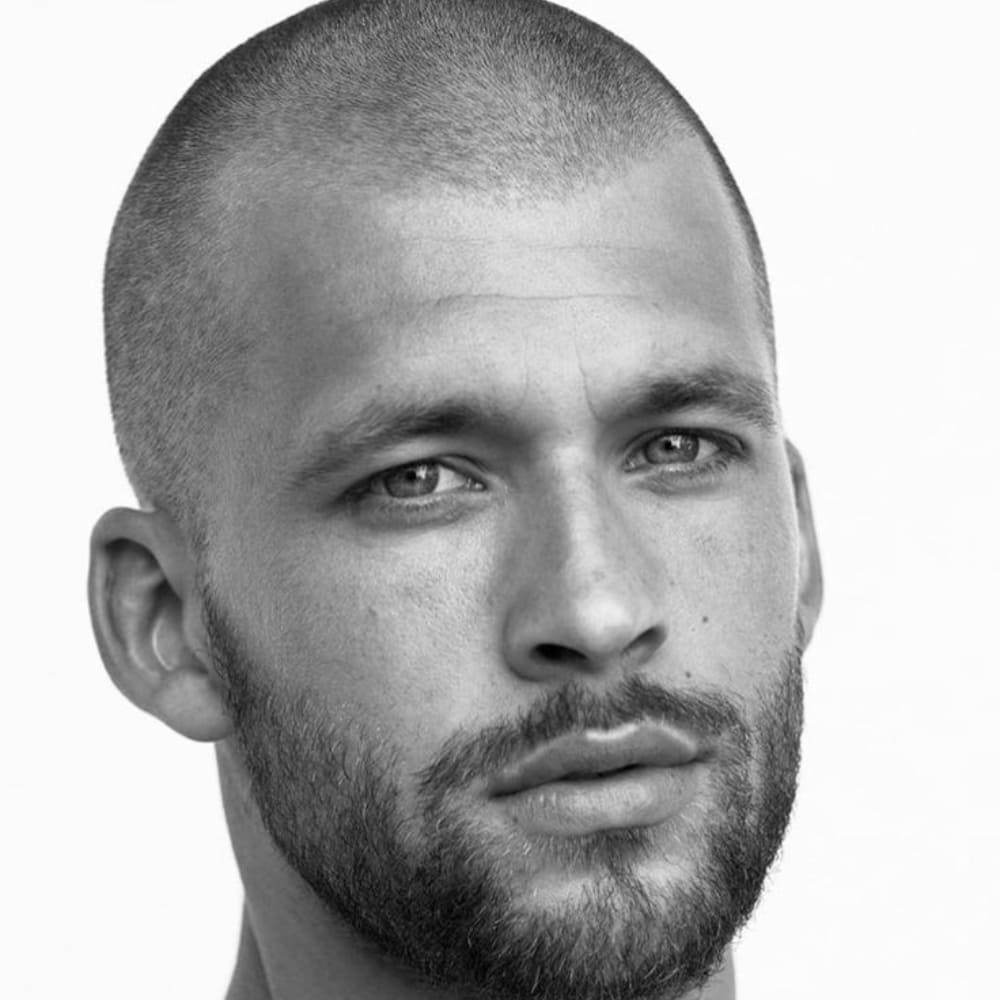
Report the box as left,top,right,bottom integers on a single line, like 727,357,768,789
646,434,698,463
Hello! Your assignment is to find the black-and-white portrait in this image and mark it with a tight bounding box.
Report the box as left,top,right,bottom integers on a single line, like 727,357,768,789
5,2,997,999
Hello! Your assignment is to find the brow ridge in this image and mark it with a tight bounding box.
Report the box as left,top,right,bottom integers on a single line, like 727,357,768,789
289,362,778,490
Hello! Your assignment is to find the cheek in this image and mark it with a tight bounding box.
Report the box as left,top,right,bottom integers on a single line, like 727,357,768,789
257,532,495,751
668,498,800,691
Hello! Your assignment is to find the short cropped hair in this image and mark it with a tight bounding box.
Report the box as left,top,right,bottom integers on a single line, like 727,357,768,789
105,0,771,546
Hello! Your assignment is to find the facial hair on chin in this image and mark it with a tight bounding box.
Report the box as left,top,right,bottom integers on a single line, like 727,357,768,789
205,591,804,1000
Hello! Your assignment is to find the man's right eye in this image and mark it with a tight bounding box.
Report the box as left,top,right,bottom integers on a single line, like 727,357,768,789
361,460,484,500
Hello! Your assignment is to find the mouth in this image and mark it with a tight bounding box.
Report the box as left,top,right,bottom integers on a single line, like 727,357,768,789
486,723,706,837
559,764,640,780
489,722,702,797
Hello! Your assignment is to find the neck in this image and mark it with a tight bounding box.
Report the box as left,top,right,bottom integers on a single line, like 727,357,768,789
225,907,269,1000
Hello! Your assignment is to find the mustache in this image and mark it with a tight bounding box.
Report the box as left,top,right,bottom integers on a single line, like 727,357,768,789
415,673,749,800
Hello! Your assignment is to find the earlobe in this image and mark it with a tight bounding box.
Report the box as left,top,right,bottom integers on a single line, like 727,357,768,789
88,507,234,742
785,441,823,648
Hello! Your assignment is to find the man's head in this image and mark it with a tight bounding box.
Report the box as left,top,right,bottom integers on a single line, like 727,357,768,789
90,2,821,999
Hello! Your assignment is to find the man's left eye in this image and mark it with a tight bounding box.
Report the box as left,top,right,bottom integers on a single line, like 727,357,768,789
630,432,721,468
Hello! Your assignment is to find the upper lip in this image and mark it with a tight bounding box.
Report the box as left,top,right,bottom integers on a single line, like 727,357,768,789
488,723,702,797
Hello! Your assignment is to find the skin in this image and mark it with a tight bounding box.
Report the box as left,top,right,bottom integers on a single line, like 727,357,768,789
89,139,822,999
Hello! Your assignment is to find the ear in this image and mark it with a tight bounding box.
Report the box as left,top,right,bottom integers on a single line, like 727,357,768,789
88,507,234,742
785,440,823,647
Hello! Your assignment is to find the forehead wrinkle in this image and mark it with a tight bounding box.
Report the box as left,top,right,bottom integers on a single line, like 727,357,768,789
312,292,666,363
348,290,656,327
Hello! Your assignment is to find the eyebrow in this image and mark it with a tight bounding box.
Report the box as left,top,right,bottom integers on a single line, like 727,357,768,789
610,364,778,434
289,363,778,491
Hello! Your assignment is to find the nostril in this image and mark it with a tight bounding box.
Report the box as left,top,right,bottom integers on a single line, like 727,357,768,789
535,643,587,664
624,625,666,661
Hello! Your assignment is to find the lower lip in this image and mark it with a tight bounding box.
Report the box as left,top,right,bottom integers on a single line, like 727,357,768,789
493,765,702,837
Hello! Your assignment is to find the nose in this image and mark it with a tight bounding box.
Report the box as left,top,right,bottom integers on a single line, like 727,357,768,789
500,478,668,683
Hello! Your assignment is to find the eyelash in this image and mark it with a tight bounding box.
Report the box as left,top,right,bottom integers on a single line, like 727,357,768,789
342,430,743,518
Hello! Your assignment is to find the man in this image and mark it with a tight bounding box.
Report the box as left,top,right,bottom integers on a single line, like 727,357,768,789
88,1,822,997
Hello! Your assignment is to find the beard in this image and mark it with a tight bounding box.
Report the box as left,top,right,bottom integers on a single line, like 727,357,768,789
206,593,804,1000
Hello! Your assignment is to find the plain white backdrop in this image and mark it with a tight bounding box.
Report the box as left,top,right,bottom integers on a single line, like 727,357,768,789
4,1,998,997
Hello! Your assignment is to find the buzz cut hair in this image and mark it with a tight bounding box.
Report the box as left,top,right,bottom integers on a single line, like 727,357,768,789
104,0,772,547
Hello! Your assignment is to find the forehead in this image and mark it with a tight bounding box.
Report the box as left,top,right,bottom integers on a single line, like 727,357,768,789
216,142,769,478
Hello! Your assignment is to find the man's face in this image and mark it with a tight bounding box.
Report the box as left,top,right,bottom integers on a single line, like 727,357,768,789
204,142,811,999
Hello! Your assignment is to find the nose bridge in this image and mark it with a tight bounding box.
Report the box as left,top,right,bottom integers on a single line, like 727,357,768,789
544,472,638,598
501,463,667,679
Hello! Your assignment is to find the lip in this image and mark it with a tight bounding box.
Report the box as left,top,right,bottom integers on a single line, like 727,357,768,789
488,722,702,798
